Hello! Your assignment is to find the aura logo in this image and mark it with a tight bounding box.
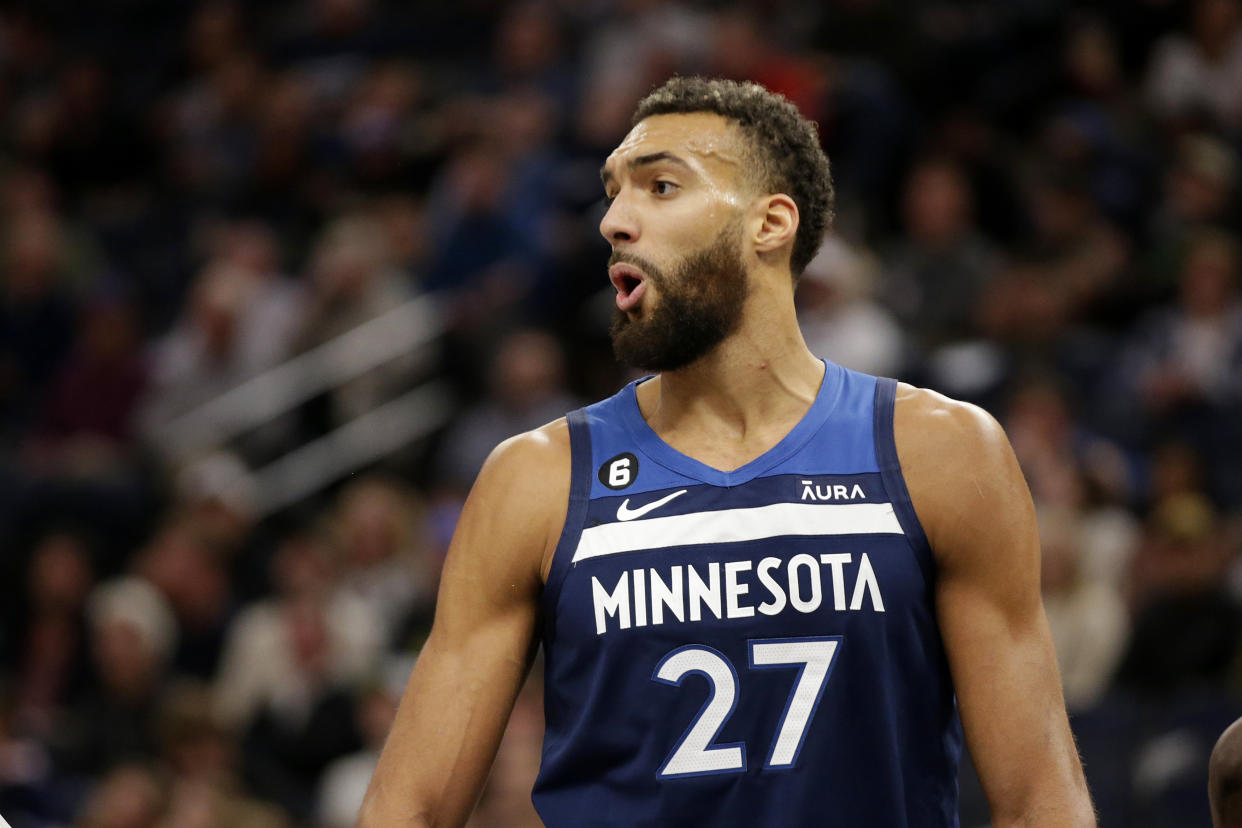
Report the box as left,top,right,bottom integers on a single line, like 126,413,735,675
799,480,867,502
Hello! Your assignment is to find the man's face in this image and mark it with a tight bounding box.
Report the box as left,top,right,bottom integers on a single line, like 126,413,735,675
599,113,753,371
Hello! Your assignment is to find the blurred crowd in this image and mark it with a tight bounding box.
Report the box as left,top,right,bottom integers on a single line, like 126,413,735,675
1,0,1241,826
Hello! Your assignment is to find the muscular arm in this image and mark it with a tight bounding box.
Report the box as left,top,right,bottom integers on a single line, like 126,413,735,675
895,385,1095,827
356,421,570,828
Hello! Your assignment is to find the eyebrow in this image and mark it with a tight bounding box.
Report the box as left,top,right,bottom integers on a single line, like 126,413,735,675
600,151,692,188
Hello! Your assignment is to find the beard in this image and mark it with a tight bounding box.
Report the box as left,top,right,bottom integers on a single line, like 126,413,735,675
609,221,750,372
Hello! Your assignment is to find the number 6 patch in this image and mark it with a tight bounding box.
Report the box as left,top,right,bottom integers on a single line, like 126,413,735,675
599,452,638,490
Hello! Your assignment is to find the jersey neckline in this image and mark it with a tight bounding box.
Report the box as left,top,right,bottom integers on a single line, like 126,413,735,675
619,359,845,487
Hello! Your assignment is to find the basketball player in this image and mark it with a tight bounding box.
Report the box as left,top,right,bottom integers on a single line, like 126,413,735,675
357,77,1095,827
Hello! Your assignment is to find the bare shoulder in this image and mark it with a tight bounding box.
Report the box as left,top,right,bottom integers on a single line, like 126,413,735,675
481,416,572,480
464,416,573,582
892,382,1034,568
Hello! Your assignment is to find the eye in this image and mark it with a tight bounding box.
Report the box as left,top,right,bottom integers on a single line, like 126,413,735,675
653,180,679,196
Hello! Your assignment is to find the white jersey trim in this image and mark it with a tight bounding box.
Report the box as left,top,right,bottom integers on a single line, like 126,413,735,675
572,502,904,564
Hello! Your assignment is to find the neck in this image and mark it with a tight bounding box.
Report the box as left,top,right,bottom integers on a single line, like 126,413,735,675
637,278,824,444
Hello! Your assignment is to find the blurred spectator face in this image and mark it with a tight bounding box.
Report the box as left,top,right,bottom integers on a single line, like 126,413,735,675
190,265,249,359
1030,178,1092,245
1180,231,1239,317
445,147,509,215
258,71,313,138
310,215,391,299
338,479,411,568
1151,441,1206,502
708,11,767,80
576,77,642,151
158,684,233,781
139,522,227,626
88,579,175,701
94,619,160,701
372,196,430,272
1038,506,1084,594
186,1,243,72
207,53,261,122
3,210,61,297
1141,493,1230,593
286,594,330,676
216,221,279,277
1009,381,1072,448
174,452,257,548
496,3,561,77
315,0,371,36
81,299,141,364
491,90,556,159
29,532,93,614
1065,18,1122,97
1193,0,1242,58
1,166,57,215
77,764,165,828
489,329,567,411
58,58,106,119
1167,135,1236,223
272,532,335,599
902,160,973,248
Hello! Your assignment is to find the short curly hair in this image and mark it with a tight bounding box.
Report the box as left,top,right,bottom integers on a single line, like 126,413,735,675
633,76,834,279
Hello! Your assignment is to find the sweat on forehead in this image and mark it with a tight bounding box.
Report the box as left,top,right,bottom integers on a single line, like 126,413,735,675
603,114,754,187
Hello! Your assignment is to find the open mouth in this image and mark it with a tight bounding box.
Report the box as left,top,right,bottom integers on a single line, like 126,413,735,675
609,263,648,311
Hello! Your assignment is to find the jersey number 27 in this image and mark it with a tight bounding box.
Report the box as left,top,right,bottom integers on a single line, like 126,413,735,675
651,636,842,778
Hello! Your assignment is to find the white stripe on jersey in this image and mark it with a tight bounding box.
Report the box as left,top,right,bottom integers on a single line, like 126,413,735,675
572,502,904,563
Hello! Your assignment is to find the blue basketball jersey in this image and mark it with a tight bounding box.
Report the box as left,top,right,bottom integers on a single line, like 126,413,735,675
532,361,963,827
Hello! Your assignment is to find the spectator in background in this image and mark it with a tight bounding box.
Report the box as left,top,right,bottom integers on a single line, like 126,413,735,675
435,328,579,493
139,226,305,459
486,2,578,114
797,236,906,378
6,530,95,740
212,528,381,735
135,516,235,682
1127,229,1242,413
0,681,72,827
1038,505,1130,711
22,290,147,481
236,589,364,822
315,657,410,828
1146,0,1242,132
74,763,165,828
1117,493,1242,696
331,476,436,648
981,166,1130,345
882,156,999,352
1124,228,1242,504
0,204,80,438
340,60,425,189
1143,133,1239,299
295,211,414,427
154,681,288,828
59,577,177,775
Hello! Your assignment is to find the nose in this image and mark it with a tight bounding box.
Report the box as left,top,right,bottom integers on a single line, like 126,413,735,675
599,193,638,246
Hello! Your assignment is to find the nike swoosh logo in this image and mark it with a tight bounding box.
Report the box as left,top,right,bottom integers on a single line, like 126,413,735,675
617,489,688,521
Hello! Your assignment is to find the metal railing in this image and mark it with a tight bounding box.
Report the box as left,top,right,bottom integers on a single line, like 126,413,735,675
150,294,452,516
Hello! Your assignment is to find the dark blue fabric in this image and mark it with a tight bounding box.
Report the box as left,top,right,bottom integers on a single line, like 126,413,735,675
534,362,961,827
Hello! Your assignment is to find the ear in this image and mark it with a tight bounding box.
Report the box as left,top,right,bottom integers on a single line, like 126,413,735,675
751,194,799,257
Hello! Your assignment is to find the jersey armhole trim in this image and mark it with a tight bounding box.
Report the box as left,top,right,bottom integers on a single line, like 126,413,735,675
873,377,936,588
541,407,593,633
